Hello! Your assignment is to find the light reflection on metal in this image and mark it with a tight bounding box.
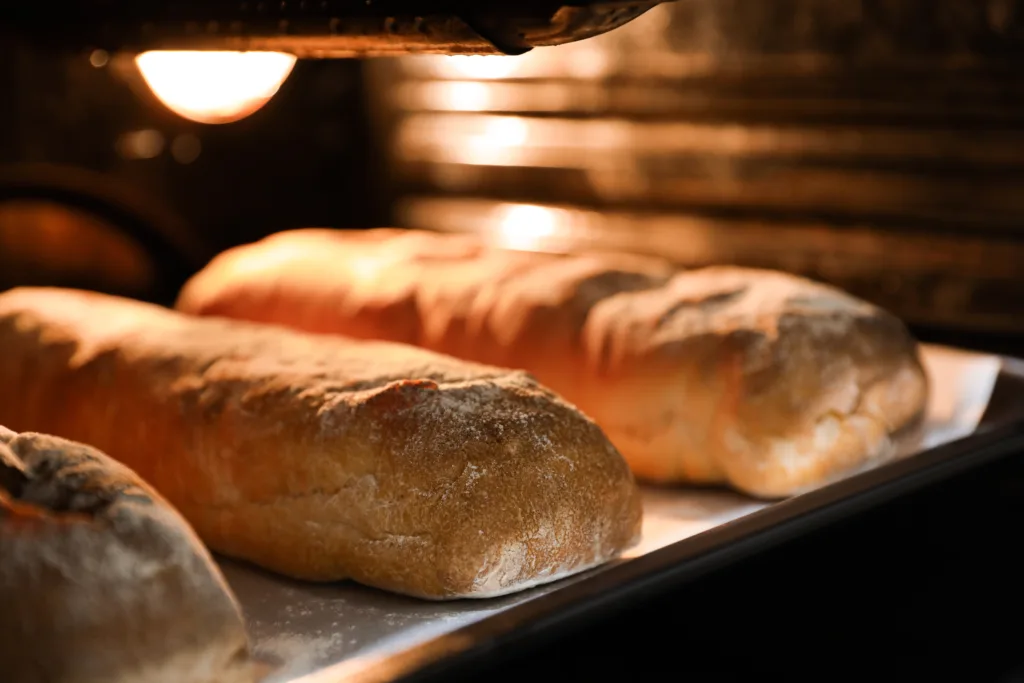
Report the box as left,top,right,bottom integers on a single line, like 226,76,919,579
394,7,666,82
428,81,491,111
399,197,1020,283
464,117,528,165
493,204,559,250
115,129,165,160
89,49,110,68
170,134,203,164
440,55,523,80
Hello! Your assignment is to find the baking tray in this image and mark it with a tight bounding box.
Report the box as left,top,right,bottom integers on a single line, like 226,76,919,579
220,344,1024,683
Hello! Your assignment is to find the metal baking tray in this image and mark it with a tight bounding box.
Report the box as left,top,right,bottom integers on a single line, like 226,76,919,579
220,344,1024,683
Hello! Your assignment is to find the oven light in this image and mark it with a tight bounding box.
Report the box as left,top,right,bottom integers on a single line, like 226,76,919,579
134,51,297,124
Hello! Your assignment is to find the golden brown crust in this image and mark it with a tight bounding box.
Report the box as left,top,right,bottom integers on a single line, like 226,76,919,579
580,267,929,496
0,426,251,683
176,228,928,498
0,288,641,599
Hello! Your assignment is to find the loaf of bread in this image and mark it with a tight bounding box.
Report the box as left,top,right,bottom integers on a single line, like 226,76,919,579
0,426,251,683
176,228,929,498
0,287,641,599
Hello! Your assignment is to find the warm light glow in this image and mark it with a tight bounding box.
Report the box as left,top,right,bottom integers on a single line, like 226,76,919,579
135,51,297,124
463,116,529,165
494,204,558,250
479,117,528,147
437,81,490,111
442,55,522,80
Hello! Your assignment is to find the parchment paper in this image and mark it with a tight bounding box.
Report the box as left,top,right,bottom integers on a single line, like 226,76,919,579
218,344,1002,683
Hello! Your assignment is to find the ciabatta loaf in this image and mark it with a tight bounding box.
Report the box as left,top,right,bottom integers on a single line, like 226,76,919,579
0,287,641,599
0,426,251,683
176,228,929,498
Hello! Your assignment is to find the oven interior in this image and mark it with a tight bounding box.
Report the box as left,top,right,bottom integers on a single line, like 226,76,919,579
2,0,1024,355
3,4,1024,680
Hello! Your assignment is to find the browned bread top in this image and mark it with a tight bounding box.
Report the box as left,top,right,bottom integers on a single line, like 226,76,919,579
0,287,642,599
175,228,929,498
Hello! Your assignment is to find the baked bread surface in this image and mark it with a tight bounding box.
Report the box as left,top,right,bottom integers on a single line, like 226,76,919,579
0,287,642,599
0,426,251,683
176,228,929,498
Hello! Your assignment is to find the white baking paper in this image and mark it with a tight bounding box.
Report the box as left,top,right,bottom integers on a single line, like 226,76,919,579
219,344,1003,683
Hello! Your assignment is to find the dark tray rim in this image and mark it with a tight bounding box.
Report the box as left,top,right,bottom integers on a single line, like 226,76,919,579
330,356,1024,683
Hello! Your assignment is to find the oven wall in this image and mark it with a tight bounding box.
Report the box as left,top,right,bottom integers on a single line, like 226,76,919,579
4,1,1024,353
364,0,1024,353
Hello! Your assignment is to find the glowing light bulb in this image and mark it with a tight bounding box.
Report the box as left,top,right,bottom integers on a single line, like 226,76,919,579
135,51,297,124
